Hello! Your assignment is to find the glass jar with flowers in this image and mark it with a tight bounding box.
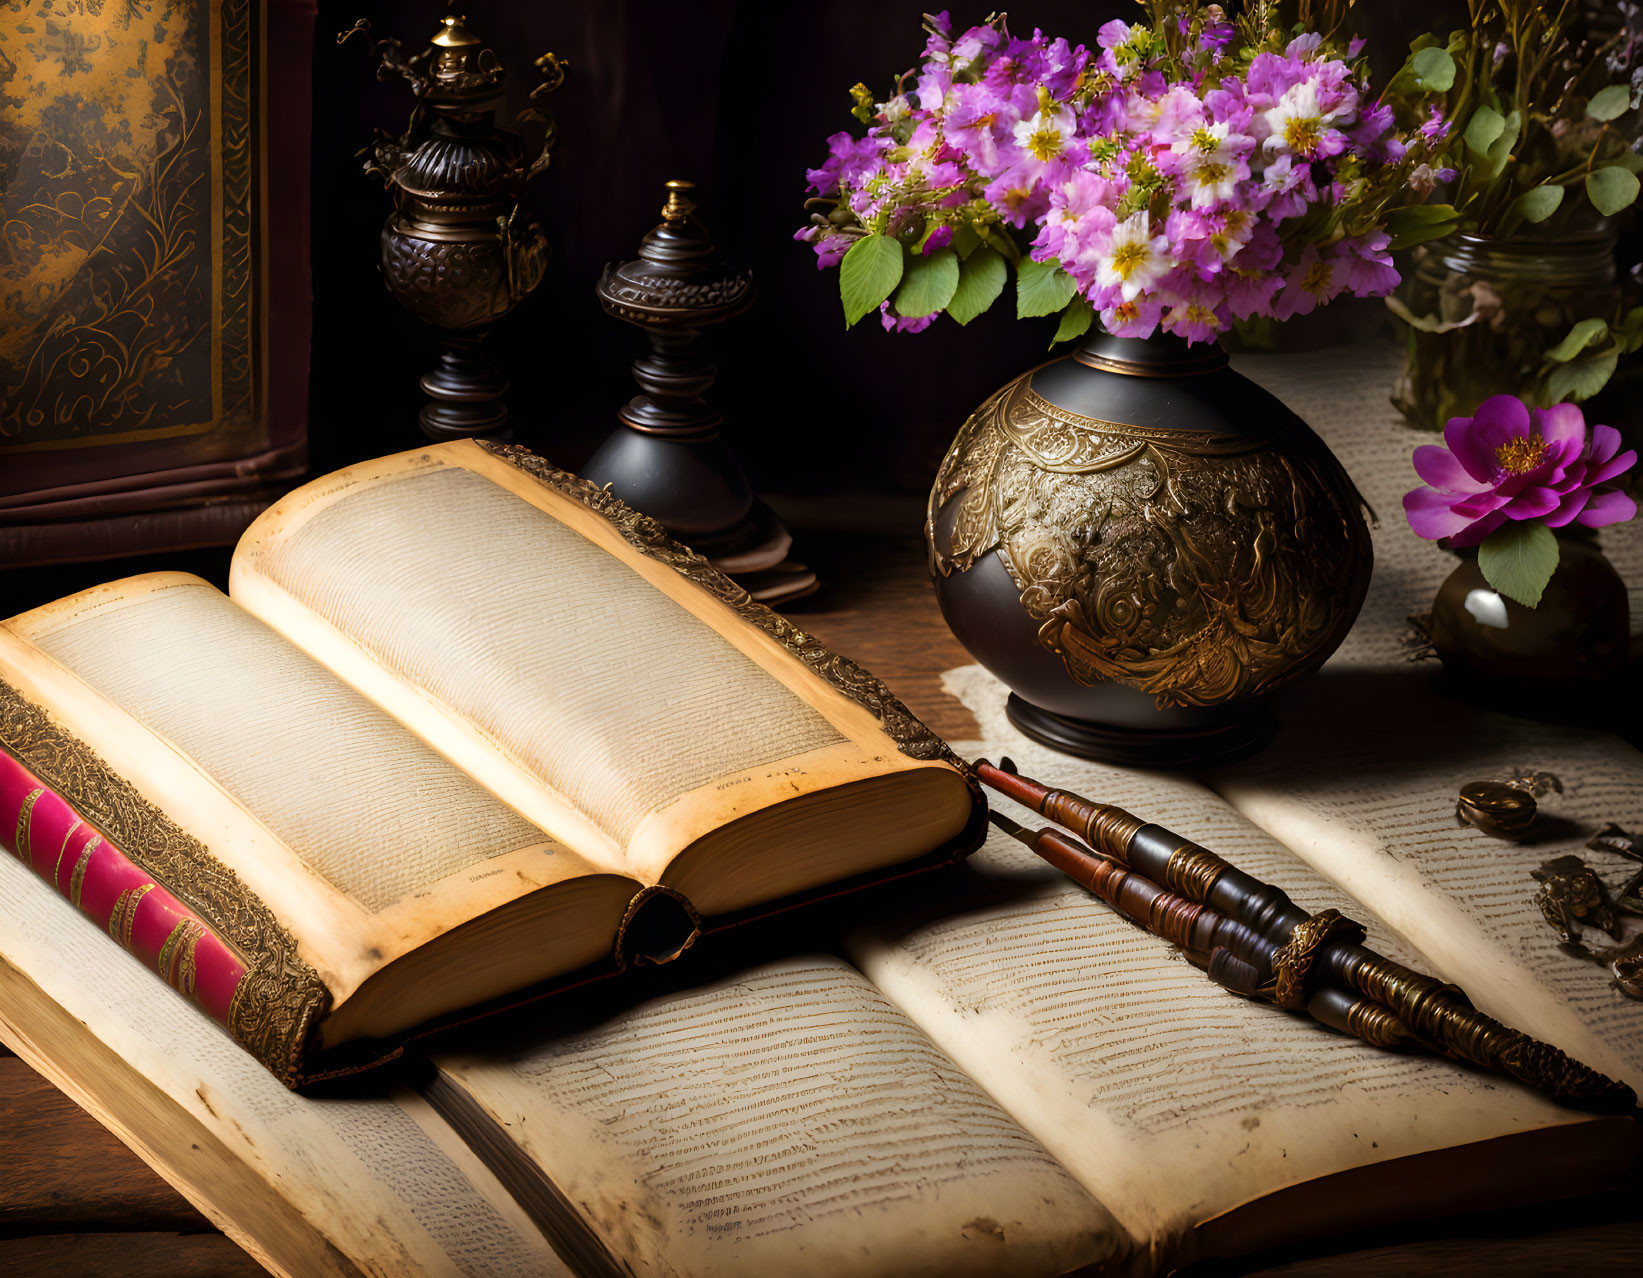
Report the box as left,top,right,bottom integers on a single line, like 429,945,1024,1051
1385,1,1643,429
796,2,1459,764
1404,393,1637,695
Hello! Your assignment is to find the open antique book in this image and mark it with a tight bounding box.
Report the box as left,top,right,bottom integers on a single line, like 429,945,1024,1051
0,442,982,1083
3,677,1639,1276
2,403,1640,1275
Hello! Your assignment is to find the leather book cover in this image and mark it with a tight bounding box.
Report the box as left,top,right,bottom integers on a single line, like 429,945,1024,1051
0,0,313,564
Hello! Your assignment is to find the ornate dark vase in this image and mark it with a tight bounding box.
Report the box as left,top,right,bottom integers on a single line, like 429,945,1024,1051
1428,534,1630,698
926,331,1373,767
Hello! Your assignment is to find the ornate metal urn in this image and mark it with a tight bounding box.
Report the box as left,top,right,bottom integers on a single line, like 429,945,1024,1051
927,332,1373,766
349,14,565,440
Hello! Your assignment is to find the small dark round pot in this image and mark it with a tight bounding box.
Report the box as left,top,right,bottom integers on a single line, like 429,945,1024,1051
926,330,1373,767
1429,535,1630,695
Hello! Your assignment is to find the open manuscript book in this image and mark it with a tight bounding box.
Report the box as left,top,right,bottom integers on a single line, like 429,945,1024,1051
0,442,982,1083
1,429,1639,1276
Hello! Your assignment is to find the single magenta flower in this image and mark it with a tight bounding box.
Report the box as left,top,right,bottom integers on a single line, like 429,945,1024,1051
1404,395,1637,546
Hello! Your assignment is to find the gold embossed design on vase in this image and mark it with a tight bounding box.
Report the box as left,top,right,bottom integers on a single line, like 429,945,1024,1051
928,376,1369,709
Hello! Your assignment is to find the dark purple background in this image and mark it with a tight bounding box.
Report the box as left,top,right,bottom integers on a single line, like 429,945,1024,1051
309,0,1462,493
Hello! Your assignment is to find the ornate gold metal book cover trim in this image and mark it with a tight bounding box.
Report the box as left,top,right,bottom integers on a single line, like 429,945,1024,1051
0,0,263,453
928,377,1370,708
476,442,957,765
0,679,329,1086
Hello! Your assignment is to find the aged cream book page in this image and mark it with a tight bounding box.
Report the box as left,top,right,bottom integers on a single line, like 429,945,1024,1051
0,845,571,1278
1214,679,1643,1096
230,443,972,905
1,575,632,1023
848,667,1617,1269
431,955,1128,1278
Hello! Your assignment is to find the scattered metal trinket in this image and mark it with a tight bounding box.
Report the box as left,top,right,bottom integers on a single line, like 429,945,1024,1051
1500,770,1563,799
1586,936,1643,1000
1587,822,1642,861
1454,769,1563,837
1530,856,1623,946
1586,823,1643,915
1562,932,1643,1002
1456,782,1539,836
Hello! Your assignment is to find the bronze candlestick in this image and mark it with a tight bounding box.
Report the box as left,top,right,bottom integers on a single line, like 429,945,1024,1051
344,13,565,441
582,181,817,605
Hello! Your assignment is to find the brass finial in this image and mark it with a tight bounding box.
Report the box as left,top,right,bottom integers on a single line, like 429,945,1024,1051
432,13,480,47
662,179,696,222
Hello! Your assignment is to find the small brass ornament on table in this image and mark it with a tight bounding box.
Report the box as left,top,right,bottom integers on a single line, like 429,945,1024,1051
1455,771,1561,838
1532,856,1624,945
582,181,817,606
343,13,565,441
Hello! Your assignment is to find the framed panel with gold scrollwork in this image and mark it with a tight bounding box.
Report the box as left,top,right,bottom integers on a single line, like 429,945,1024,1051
0,0,310,551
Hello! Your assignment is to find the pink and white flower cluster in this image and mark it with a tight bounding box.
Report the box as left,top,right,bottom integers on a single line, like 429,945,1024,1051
799,11,1452,341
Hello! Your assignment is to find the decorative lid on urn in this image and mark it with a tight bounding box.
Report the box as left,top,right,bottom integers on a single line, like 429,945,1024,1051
420,14,506,109
596,181,755,325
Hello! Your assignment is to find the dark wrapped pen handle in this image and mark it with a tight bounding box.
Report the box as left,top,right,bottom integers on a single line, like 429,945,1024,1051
1005,819,1425,1052
977,760,1638,1114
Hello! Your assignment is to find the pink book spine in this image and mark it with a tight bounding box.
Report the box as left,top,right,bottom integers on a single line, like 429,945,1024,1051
0,749,247,1029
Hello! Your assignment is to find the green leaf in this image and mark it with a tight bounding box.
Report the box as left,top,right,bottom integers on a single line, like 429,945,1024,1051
950,222,982,260
1478,109,1521,180
1511,185,1564,225
1015,258,1077,319
1385,202,1461,250
1050,297,1093,345
1463,105,1505,157
945,246,1007,326
1587,84,1631,122
1545,316,1610,362
1477,521,1559,609
840,235,905,328
1587,165,1641,216
1621,306,1643,352
893,247,959,319
1545,349,1619,403
1412,46,1456,91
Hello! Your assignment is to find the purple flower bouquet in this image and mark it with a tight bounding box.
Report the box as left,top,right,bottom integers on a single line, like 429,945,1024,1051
798,3,1458,342
1405,395,1637,606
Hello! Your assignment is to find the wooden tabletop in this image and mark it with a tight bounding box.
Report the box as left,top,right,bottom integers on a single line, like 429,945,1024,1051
1,510,1639,1276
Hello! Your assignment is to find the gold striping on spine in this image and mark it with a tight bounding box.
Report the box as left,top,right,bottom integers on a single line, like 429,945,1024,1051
1163,842,1230,902
158,917,208,996
68,839,96,909
108,882,156,949
13,787,43,863
52,818,82,885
